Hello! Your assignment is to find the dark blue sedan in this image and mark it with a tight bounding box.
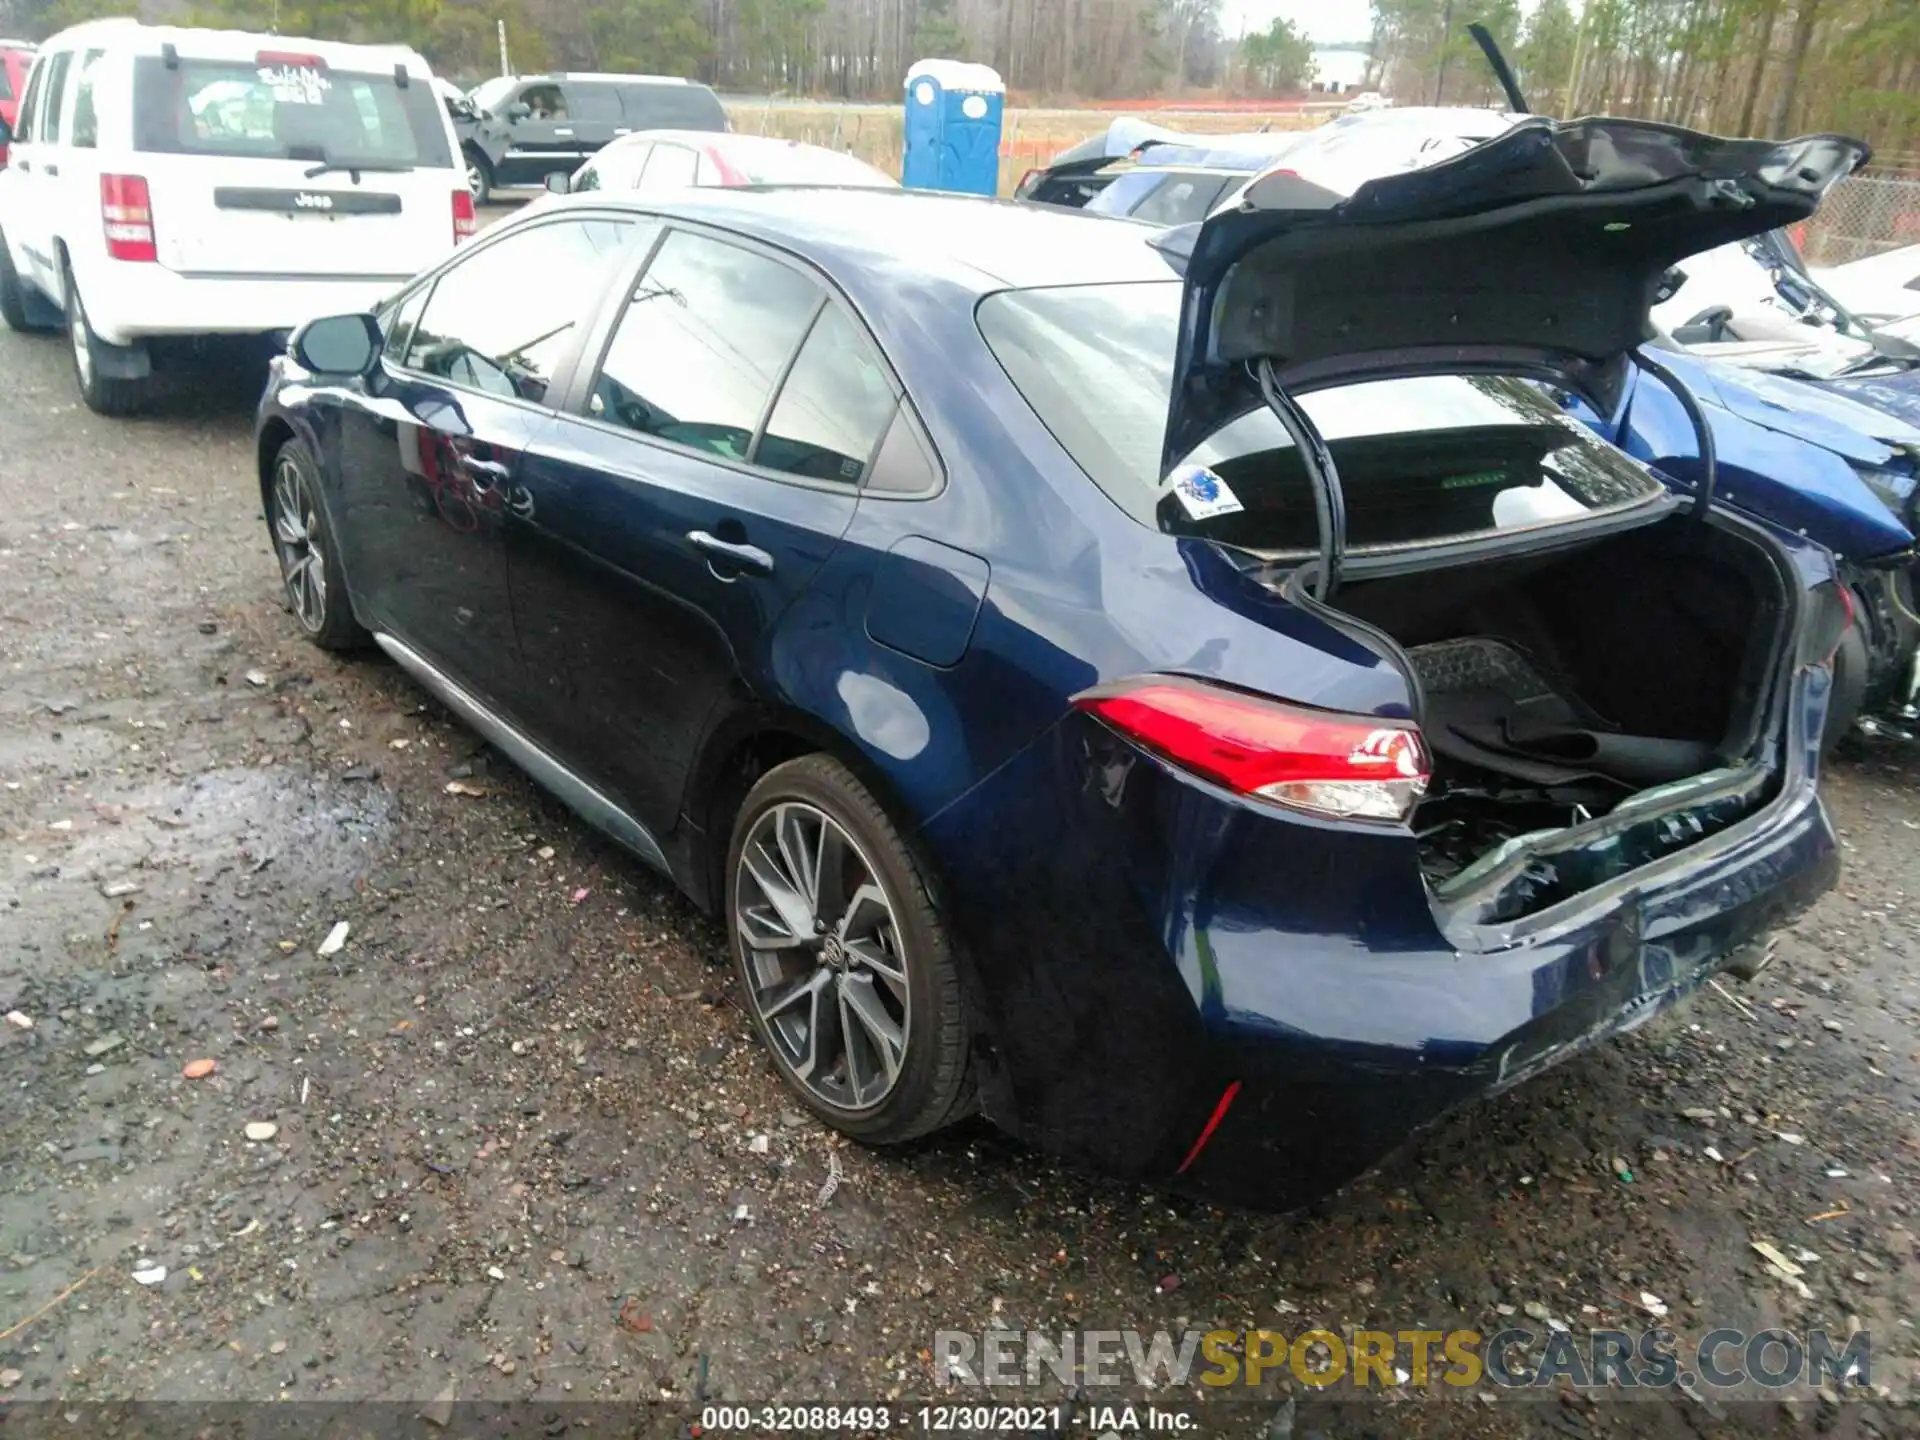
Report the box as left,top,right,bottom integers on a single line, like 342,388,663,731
256,118,1855,1208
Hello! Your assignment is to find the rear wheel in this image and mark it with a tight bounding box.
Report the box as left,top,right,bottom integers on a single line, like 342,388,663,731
726,755,974,1144
268,437,367,651
1823,615,1870,757
64,267,153,416
0,230,55,333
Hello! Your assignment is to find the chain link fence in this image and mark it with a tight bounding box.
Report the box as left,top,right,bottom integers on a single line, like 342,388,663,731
1800,172,1920,266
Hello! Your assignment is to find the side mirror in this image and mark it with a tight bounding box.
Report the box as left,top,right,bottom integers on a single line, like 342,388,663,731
290,312,382,376
507,101,532,121
544,171,571,194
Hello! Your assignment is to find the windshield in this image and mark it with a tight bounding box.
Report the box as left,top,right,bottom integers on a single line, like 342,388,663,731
132,56,452,169
469,76,517,115
977,281,1664,554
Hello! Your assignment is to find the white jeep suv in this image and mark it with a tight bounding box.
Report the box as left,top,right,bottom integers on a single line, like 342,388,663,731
0,20,473,414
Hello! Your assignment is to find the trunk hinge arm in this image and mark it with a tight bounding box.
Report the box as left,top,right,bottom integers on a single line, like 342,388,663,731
1630,350,1718,521
1255,357,1347,601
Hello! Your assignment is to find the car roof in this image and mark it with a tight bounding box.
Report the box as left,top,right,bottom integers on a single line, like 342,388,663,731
601,130,868,158
522,72,701,87
536,186,1173,290
39,18,428,64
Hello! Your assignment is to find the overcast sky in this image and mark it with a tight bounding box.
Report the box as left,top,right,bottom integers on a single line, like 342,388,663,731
1226,0,1550,44
1224,0,1373,44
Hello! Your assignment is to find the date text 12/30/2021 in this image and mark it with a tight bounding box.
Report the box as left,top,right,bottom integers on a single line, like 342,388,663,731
698,1404,1172,1432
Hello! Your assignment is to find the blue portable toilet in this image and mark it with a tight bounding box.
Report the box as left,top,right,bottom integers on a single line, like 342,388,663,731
902,59,1006,196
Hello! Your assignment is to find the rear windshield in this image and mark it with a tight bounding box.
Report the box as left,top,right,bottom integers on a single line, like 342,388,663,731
132,55,453,169
732,145,894,186
621,83,726,130
976,280,1663,554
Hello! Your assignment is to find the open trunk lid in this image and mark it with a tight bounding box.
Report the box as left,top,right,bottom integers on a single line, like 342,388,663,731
132,48,457,279
1151,118,1868,482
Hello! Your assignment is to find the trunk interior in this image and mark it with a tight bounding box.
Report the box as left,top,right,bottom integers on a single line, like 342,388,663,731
1329,515,1792,914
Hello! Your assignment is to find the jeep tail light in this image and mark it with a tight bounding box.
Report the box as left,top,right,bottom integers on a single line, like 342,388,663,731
1074,675,1430,823
100,175,157,263
452,188,478,244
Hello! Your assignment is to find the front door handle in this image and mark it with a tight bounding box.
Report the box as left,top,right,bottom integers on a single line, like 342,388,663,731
41,162,58,177
687,529,774,578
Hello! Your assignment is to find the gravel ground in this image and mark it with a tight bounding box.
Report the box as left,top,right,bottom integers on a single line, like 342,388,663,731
0,304,1917,1439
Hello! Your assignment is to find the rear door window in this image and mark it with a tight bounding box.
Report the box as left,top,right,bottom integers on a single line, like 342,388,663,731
68,49,106,148
0,54,14,102
637,143,697,192
587,230,822,462
403,217,646,404
131,55,454,169
567,83,622,125
619,83,726,130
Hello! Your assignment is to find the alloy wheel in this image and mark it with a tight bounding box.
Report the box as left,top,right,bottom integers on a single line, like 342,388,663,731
271,457,328,633
735,801,911,1113
467,164,486,201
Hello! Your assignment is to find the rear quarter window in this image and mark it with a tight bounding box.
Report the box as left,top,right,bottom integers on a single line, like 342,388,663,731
131,56,453,169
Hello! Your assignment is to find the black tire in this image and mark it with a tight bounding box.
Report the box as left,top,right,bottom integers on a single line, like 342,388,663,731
64,267,153,416
0,230,55,333
267,437,368,651
464,149,494,206
1822,616,1869,759
725,754,974,1145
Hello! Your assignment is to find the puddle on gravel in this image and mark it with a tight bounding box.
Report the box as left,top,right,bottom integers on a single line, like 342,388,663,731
4,765,393,934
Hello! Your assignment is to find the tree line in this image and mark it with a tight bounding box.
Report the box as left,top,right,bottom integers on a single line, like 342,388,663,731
0,0,1306,97
3,0,1913,163
1372,0,1919,163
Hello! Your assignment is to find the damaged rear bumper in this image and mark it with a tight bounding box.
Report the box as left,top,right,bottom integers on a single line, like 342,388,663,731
1177,781,1835,1209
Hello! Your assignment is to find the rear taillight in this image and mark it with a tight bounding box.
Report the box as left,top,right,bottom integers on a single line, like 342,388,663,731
452,189,478,244
1075,675,1430,823
100,175,157,263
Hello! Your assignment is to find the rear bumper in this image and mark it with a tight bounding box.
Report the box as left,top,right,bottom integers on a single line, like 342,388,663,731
1179,778,1835,1208
923,700,1837,1211
73,259,416,346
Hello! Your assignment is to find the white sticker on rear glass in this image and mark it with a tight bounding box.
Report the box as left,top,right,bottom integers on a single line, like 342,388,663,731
1167,464,1243,521
259,64,331,106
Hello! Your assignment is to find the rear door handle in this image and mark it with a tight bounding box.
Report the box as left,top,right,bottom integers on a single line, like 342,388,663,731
687,530,774,578
13,159,28,172
41,163,58,177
